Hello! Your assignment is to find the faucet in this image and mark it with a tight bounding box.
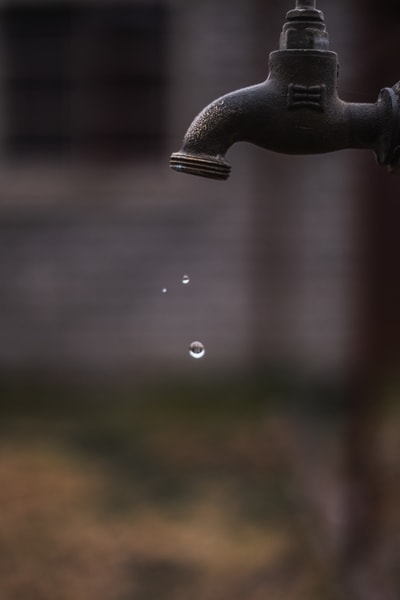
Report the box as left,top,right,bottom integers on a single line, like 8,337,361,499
170,0,400,180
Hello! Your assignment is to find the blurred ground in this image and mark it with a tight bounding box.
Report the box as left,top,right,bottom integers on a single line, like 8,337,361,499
0,376,398,599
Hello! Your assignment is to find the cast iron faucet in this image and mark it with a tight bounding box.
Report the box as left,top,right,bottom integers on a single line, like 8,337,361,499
170,0,400,180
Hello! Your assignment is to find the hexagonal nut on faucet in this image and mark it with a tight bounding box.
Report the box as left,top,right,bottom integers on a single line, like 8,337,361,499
281,25,329,50
286,8,324,20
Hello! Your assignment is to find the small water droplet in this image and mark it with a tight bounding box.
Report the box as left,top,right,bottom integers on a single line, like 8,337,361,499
162,288,167,294
182,275,190,285
189,341,205,359
218,99,225,106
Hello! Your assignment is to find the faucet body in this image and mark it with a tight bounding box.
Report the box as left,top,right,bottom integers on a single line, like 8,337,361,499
170,1,400,179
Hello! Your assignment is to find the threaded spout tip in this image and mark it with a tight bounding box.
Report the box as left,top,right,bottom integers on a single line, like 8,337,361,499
170,152,231,180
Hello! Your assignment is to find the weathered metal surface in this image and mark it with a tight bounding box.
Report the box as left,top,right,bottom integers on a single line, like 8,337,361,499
170,1,400,180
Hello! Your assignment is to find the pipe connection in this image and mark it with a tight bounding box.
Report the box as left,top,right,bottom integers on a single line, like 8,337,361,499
170,1,400,180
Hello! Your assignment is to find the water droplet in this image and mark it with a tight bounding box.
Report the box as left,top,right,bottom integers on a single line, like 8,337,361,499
218,99,225,106
162,288,167,294
182,275,190,285
189,341,205,359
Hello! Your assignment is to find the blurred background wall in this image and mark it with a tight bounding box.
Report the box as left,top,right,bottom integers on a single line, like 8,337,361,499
0,1,399,599
0,0,372,379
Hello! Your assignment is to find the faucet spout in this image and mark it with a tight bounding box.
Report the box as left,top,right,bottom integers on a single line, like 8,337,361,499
170,2,400,180
170,82,271,181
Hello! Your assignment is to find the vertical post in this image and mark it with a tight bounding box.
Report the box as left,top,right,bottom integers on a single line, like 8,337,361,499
338,1,399,598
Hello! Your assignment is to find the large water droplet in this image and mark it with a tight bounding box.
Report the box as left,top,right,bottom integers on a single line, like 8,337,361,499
189,341,205,359
182,275,190,285
162,288,167,294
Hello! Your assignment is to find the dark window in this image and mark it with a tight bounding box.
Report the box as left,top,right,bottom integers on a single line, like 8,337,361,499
1,3,168,161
